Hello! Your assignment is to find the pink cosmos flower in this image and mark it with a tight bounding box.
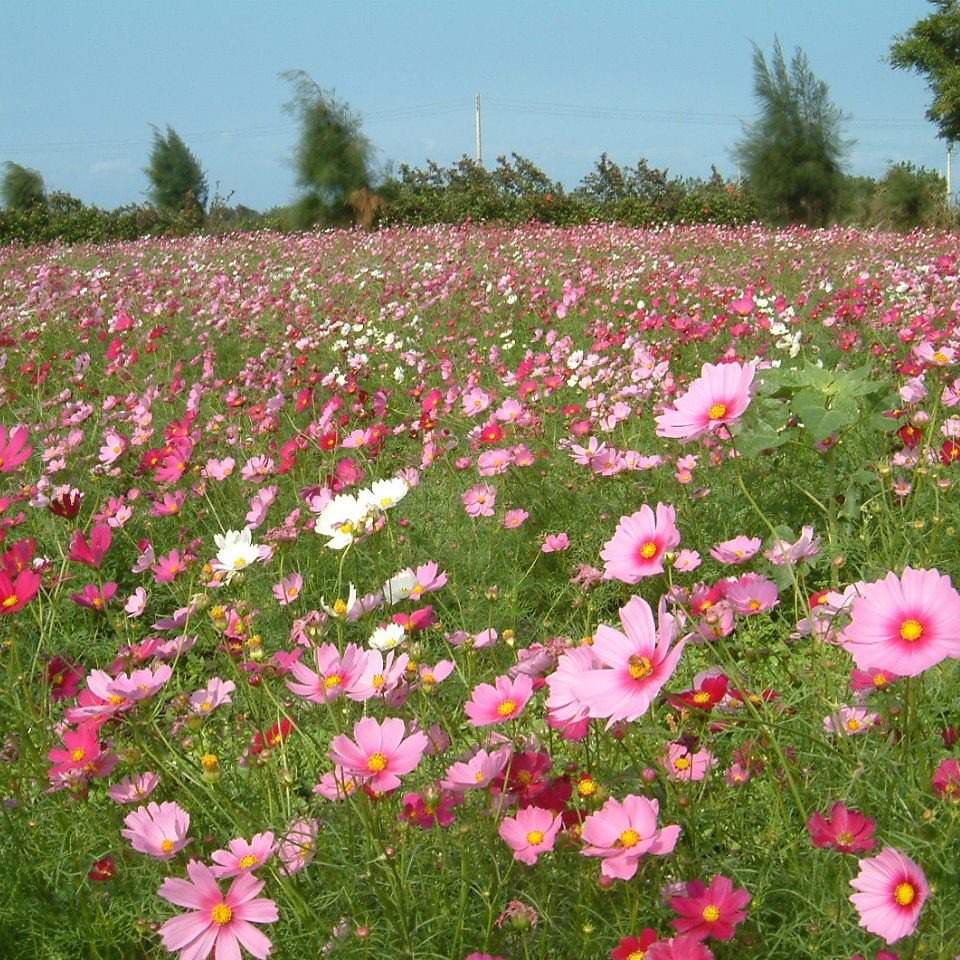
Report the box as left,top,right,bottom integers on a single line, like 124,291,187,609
400,786,463,829
71,582,117,610
277,819,318,875
670,875,751,941
824,705,879,736
272,573,303,606
157,859,278,959
45,656,84,702
600,503,681,582
109,772,161,804
328,716,428,792
849,847,929,944
503,509,529,528
498,806,562,865
709,536,761,564
464,673,533,726
124,587,148,617
152,549,186,583
463,483,497,518
660,743,717,782
68,524,113,569
0,567,42,614
840,567,960,676
577,596,686,727
441,747,511,791
210,832,277,878
286,642,367,703
932,758,960,798
581,794,681,880
764,525,822,565
544,644,601,737
47,722,113,779
541,533,570,553
725,574,779,615
673,549,702,572
0,425,32,472
655,361,756,442
190,678,236,715
807,802,876,852
121,801,191,860
646,938,715,960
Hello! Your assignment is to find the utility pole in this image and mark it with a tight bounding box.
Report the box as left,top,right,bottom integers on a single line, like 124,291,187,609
475,93,483,166
949,142,954,208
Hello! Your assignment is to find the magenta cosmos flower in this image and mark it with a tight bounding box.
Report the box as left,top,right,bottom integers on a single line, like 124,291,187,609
464,673,533,726
849,847,929,944
600,503,681,583
807,802,876,853
158,859,278,960
581,794,681,880
655,361,756,442
210,832,276,878
328,716,428,792
840,567,960,677
577,596,686,727
646,937,715,960
670,875,751,941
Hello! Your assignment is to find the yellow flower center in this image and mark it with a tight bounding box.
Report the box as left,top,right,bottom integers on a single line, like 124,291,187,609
693,691,711,704
201,754,219,770
332,599,347,615
708,403,727,420
639,541,658,559
674,756,692,770
71,748,86,762
339,522,353,535
628,655,653,680
702,904,721,922
872,674,888,688
211,903,233,925
578,779,597,797
232,558,247,568
474,770,486,782
934,351,949,363
526,830,545,845
900,619,923,642
161,839,174,853
324,674,343,688
895,882,916,906
517,770,533,786
239,855,259,870
422,673,435,684
619,829,641,848
836,831,855,846
846,718,861,732
368,752,388,772
497,699,517,716
109,695,125,704
200,701,212,711
627,952,646,960
1,596,17,608
748,599,761,611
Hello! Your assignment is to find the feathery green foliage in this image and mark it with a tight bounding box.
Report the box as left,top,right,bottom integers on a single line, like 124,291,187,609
734,40,851,226
890,0,960,143
1,162,46,212
281,70,374,227
144,126,208,213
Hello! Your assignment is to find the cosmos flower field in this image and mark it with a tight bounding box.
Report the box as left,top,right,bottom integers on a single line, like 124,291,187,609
2,221,960,960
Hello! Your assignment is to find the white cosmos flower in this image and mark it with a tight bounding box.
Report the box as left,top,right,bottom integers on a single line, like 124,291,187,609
320,582,358,620
212,528,261,574
369,622,405,651
383,570,418,604
316,493,369,550
362,477,408,512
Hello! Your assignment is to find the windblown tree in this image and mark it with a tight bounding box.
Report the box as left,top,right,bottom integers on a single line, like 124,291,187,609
890,0,960,143
734,40,851,226
281,70,375,227
1,161,46,211
144,126,208,212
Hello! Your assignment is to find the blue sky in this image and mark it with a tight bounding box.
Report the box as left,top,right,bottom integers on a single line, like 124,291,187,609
1,0,947,211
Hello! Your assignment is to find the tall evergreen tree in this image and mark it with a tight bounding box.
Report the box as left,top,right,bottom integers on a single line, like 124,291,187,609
144,126,208,212
890,0,960,143
281,71,374,227
1,162,46,211
734,40,851,225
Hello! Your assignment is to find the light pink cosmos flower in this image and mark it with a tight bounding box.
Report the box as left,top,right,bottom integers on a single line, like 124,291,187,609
210,832,277,878
600,503,681,583
121,801,191,860
577,596,686,728
272,573,303,606
709,536,761,564
286,642,368,703
109,771,160,804
764,525,821,565
157,859,278,959
107,665,173,702
503,509,529,529
849,847,929,944
328,716,428,792
464,673,533,726
581,794,681,880
655,361,756,442
498,806,562,865
462,483,497,518
840,567,960,677
541,533,570,553
673,549,702,572
189,678,236,715
277,819,318,875
124,587,148,617
441,747,511,791
544,644,601,734
824,705,879,737
645,937,715,960
725,574,779,615
660,743,717,782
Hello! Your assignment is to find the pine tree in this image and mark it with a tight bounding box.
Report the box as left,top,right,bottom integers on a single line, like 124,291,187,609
1,162,46,211
144,126,208,212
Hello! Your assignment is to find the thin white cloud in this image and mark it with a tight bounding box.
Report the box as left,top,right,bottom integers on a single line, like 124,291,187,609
89,158,134,175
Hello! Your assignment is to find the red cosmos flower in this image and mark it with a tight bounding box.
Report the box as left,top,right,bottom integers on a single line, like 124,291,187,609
932,759,960,799
49,489,84,519
807,802,877,852
1,537,35,575
88,856,116,881
318,431,338,451
670,875,751,941
480,422,504,444
897,423,922,447
0,425,32,472
940,440,960,465
611,929,659,960
46,656,84,702
391,606,436,633
249,718,296,756
666,674,728,712
490,750,552,804
68,525,113,569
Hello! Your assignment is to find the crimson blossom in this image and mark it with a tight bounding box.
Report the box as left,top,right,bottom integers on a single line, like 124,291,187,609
669,875,751,941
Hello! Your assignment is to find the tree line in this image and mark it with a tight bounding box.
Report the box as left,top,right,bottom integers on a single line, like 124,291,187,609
3,4,960,244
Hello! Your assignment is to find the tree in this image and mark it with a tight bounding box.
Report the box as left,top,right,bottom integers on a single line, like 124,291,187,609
1,162,46,211
734,40,851,225
144,126,208,212
281,70,375,227
890,1,960,143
